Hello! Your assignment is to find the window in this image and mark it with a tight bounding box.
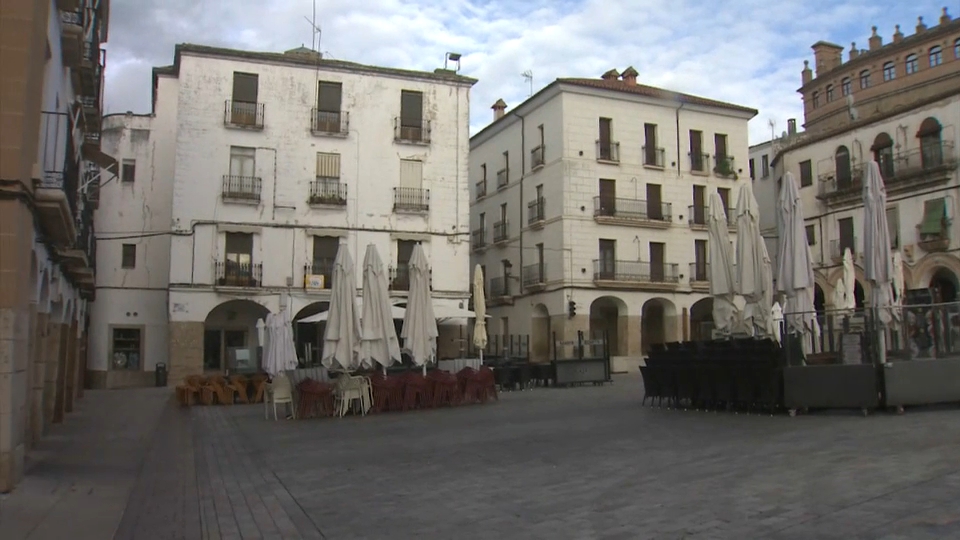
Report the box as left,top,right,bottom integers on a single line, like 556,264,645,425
316,152,341,180
714,133,728,160
499,202,507,222
917,117,943,169
649,242,666,281
399,90,425,141
919,198,947,238
691,185,706,225
693,240,707,281
826,84,834,102
646,183,663,220
886,206,900,249
748,158,755,181
812,91,820,108
121,159,135,183
799,160,813,187
317,81,342,112
717,187,731,217
838,217,855,255
860,69,871,89
689,130,704,171
111,327,142,370
761,154,769,178
841,77,851,96
399,159,423,188
598,239,616,278
310,236,339,287
121,244,136,268
929,45,943,67
230,72,260,125
905,54,918,75
805,225,816,246
598,117,614,160
835,146,852,189
883,61,896,81
204,329,248,372
643,123,660,166
394,240,417,289
872,132,894,178
598,178,616,216
225,233,253,265
229,146,256,177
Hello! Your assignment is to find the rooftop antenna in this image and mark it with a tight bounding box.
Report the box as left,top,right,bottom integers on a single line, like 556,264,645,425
303,0,321,51
521,70,533,97
768,118,776,142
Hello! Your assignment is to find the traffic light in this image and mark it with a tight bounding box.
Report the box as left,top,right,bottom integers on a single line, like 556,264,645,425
568,300,576,318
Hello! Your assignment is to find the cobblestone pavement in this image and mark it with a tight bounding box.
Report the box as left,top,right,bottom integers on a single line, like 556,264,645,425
4,376,960,539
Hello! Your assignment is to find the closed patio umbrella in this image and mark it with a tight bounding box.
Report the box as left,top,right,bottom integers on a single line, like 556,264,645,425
322,245,361,372
359,244,401,372
273,309,299,375
261,312,277,375
401,243,438,374
862,160,894,361
841,248,857,313
734,184,772,337
472,264,488,362
776,172,820,354
708,190,738,335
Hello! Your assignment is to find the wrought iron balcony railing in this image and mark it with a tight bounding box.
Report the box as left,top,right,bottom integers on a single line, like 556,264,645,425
592,260,680,283
689,262,710,282
308,179,347,206
311,109,349,136
303,260,335,289
224,100,265,129
522,263,546,288
596,140,620,163
713,155,736,177
496,168,509,189
215,261,263,287
594,197,672,223
394,118,431,144
687,205,734,227
690,152,709,173
531,145,545,169
493,220,509,243
476,180,487,199
489,276,511,297
471,228,486,250
527,197,545,224
393,187,430,212
643,146,666,168
829,238,858,261
222,175,262,202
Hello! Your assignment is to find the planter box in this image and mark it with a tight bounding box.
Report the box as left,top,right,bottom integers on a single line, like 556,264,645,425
783,364,880,412
883,358,960,407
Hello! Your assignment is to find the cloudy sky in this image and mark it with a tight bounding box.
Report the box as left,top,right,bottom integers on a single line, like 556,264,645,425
103,0,949,144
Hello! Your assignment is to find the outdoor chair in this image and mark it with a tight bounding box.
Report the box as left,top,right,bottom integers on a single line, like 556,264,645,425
333,375,368,417
265,373,295,420
638,366,660,406
371,375,403,412
228,375,250,403
202,376,235,405
176,375,204,406
296,379,335,418
427,371,461,407
478,367,498,402
402,373,430,411
250,373,269,403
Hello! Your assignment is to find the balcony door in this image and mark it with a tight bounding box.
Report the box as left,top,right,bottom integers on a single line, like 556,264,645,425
400,90,424,140
835,146,852,189
649,242,665,281
225,232,253,286
598,239,616,279
598,117,613,159
395,239,417,290
694,239,707,280
316,81,342,130
717,187,730,222
646,183,663,220
838,217,855,255
644,123,658,165
598,178,616,216
692,185,706,225
231,72,259,125
311,236,339,288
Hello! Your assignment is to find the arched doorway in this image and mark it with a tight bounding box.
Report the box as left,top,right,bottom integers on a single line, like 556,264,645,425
930,267,958,303
294,301,329,366
835,145,852,189
641,298,677,353
531,304,551,362
690,297,713,341
589,296,626,356
854,281,865,308
204,299,270,373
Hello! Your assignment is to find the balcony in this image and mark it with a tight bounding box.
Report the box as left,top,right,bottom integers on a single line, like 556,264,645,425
883,141,957,195
527,198,545,228
689,262,710,292
394,118,431,144
59,10,83,67
816,165,865,206
215,261,263,288
522,263,546,290
531,145,545,170
471,228,486,251
393,187,430,213
917,229,950,252
489,276,513,304
35,112,79,246
713,155,736,178
311,109,349,137
308,179,347,206
475,180,487,200
596,140,620,164
493,220,509,244
496,168,509,189
224,100,265,130
389,263,431,291
303,260,334,290
829,238,858,262
687,205,734,229
222,175,262,203
593,260,680,290
78,45,103,115
593,197,672,229
643,146,666,168
690,152,709,174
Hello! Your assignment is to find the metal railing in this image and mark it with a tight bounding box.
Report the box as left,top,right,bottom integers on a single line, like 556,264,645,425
531,145,545,168
596,140,620,162
475,180,487,199
308,179,347,206
471,228,486,250
817,165,864,199
303,260,334,289
592,260,680,283
687,205,734,227
713,155,736,177
224,100,265,129
496,168,509,189
887,141,957,184
215,261,263,287
527,197,545,224
643,146,665,167
390,263,410,291
522,263,546,288
489,276,511,297
493,220,509,243
221,175,262,202
689,262,710,282
393,187,429,212
690,152,709,173
311,109,349,135
393,118,431,144
829,238,858,260
594,197,672,222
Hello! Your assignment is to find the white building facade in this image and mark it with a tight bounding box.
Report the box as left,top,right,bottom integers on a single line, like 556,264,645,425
469,69,756,369
90,45,476,386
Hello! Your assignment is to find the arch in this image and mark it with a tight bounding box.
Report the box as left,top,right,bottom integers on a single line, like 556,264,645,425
871,132,894,178
814,283,825,312
917,117,944,168
912,253,960,290
293,301,330,365
531,303,551,362
882,61,896,81
835,145,852,187
689,297,713,341
917,117,942,138
204,299,271,372
929,267,958,303
859,69,871,89
905,53,918,75
640,298,677,354
589,296,627,356
929,45,943,67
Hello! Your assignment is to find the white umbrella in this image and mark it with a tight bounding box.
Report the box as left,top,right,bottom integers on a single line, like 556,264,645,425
322,245,361,372
359,244,401,372
401,243,438,374
274,309,299,374
472,264,488,362
261,312,277,375
707,190,738,335
862,160,894,360
297,300,404,323
775,172,820,354
734,184,772,337
891,251,905,323
841,248,857,313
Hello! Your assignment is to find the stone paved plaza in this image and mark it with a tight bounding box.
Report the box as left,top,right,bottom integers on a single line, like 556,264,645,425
3,376,959,539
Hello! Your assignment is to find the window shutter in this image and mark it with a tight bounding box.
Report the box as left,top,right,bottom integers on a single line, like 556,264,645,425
400,91,423,127
399,159,423,188
232,73,259,103
316,152,341,178
318,82,342,112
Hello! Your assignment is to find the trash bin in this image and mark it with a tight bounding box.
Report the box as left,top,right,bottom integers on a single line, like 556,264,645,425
155,362,168,387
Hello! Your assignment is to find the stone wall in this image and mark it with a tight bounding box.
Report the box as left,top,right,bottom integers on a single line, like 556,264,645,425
168,322,204,386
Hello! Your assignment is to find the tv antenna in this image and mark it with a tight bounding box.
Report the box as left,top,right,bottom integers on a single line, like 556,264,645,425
768,119,776,142
521,70,533,97
303,0,321,51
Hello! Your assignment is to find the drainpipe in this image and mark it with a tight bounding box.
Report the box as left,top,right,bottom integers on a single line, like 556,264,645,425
675,102,685,177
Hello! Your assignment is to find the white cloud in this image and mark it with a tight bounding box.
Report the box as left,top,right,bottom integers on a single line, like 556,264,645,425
103,0,951,143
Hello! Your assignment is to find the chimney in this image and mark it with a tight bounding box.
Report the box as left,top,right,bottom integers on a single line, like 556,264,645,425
892,25,904,44
916,16,927,34
620,66,638,86
492,99,507,121
787,118,797,136
849,42,859,61
601,68,620,81
941,7,952,25
801,60,813,85
868,26,883,51
811,41,844,75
